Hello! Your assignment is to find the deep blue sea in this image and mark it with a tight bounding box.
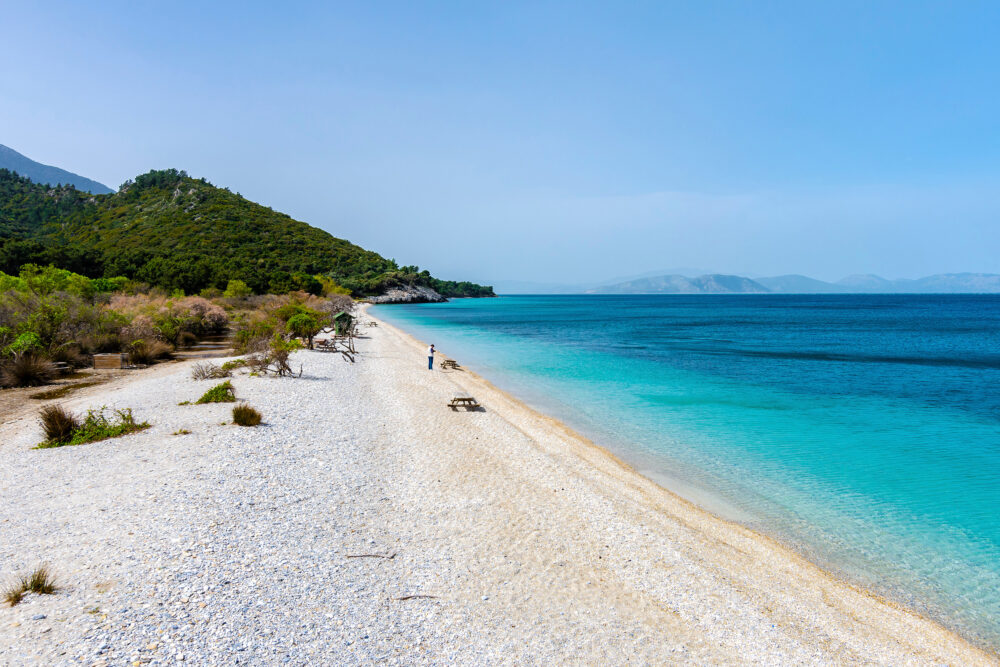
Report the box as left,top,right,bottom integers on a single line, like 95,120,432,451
373,295,1000,647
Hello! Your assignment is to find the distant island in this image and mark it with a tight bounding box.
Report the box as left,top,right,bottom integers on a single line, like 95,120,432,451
0,166,493,300
496,272,1000,295
0,143,113,194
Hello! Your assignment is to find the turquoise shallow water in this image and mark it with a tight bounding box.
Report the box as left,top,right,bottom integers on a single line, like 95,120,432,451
374,295,1000,648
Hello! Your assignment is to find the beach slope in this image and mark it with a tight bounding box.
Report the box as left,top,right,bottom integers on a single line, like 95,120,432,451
0,310,994,664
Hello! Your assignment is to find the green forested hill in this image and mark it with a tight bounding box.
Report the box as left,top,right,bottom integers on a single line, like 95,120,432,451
0,168,493,297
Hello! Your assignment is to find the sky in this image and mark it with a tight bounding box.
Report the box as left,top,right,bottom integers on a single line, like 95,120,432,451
2,1,999,285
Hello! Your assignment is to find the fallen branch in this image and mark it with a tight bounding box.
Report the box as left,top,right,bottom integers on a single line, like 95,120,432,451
346,552,396,559
394,594,438,601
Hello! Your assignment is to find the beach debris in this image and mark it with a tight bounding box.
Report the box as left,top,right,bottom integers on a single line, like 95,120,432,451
345,552,396,560
393,594,438,601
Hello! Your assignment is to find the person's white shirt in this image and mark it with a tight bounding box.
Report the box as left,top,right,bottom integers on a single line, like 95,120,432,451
427,346,434,356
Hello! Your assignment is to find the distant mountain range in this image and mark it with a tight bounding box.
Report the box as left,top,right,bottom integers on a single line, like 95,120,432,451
0,143,113,194
590,274,770,294
501,272,1000,294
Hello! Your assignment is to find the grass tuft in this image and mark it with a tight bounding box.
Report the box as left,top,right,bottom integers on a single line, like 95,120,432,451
3,588,23,606
36,406,150,448
1,353,56,388
4,566,59,606
39,404,81,444
172,428,192,435
24,566,58,594
196,380,236,404
232,403,263,426
191,362,230,381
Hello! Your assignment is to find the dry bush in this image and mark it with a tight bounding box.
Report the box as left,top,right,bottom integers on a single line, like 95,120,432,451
49,343,88,369
246,353,271,374
178,330,198,348
80,333,121,354
190,362,230,380
119,314,158,342
39,404,81,443
232,403,263,426
1,353,56,388
127,339,173,365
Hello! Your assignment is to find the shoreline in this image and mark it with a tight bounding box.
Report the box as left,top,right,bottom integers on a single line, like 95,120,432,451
0,307,995,663
368,304,998,662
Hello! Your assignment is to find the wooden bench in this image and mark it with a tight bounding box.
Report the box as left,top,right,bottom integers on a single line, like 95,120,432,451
93,353,128,370
447,395,481,411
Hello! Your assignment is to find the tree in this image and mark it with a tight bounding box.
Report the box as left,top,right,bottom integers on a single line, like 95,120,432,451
223,279,253,298
286,312,321,349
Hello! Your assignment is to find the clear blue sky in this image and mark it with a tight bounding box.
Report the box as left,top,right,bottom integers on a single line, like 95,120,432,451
3,1,998,284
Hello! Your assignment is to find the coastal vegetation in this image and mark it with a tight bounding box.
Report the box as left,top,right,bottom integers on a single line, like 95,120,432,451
3,565,59,607
36,405,150,448
0,168,494,298
0,263,357,392
196,380,236,404
190,361,230,380
232,403,263,426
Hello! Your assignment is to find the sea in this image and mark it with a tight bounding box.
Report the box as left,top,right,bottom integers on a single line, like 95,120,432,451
373,294,1000,649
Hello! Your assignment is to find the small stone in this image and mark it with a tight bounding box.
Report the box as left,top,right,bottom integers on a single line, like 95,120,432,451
31,614,46,620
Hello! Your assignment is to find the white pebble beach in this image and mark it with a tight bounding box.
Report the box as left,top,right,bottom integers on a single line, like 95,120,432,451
0,308,995,665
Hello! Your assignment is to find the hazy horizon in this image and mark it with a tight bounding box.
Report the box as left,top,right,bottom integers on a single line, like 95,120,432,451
3,2,999,285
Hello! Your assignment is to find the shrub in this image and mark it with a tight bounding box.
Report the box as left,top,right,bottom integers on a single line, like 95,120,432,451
1,352,56,388
80,333,121,354
39,404,81,443
127,339,173,365
196,380,236,403
244,336,303,377
50,343,88,369
37,406,150,448
232,317,276,354
4,566,59,607
223,279,253,298
3,332,41,356
191,361,230,380
220,358,247,372
232,403,263,426
178,330,198,348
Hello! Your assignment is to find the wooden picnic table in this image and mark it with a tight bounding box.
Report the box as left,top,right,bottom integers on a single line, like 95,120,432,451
440,359,460,370
447,395,480,410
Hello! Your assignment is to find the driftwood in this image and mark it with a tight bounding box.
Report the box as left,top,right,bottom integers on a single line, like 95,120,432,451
394,594,438,601
345,552,396,559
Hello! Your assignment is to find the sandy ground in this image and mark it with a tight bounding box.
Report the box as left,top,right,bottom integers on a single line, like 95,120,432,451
0,310,995,665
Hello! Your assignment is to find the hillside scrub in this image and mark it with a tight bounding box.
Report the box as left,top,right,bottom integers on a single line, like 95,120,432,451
0,168,494,297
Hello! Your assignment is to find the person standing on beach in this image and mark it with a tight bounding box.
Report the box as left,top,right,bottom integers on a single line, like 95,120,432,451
427,344,435,370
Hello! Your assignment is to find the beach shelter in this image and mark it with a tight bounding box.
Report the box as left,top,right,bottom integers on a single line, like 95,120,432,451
332,311,354,335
